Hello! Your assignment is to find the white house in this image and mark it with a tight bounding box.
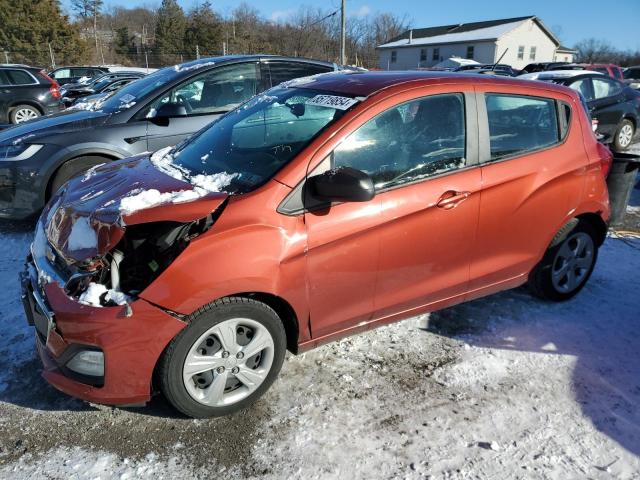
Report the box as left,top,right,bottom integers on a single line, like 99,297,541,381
377,16,577,70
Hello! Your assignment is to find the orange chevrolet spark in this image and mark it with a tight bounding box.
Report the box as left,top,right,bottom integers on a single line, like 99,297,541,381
21,71,612,417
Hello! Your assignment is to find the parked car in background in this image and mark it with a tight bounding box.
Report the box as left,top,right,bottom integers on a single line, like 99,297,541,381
61,71,146,92
519,62,571,74
61,73,144,108
0,65,62,124
456,63,518,76
21,71,611,417
582,63,625,80
48,66,109,86
521,71,640,151
0,55,340,219
623,66,640,89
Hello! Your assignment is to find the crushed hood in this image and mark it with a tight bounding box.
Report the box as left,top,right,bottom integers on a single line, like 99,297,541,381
43,154,228,264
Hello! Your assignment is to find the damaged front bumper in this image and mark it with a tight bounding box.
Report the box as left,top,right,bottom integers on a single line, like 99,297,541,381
21,251,187,406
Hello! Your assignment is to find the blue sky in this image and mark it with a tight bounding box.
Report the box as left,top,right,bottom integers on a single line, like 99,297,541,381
61,0,640,50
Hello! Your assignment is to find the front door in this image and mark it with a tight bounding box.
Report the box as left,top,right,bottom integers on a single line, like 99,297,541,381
143,62,260,152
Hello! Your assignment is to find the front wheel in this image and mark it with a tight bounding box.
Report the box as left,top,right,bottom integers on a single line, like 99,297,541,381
157,297,287,418
528,220,599,301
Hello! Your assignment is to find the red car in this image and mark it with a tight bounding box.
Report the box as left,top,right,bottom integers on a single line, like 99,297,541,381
583,63,625,80
22,71,612,417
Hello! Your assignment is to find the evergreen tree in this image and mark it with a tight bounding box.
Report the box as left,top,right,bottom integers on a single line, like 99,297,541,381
185,1,223,56
0,0,88,67
154,0,186,62
114,26,135,59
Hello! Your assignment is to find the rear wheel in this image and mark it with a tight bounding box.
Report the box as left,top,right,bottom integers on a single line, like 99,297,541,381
157,297,287,418
10,104,40,124
613,119,635,151
528,220,599,301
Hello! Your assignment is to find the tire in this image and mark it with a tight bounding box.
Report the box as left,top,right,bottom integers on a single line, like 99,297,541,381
613,119,635,151
49,156,109,198
528,220,599,302
157,297,287,418
10,104,41,124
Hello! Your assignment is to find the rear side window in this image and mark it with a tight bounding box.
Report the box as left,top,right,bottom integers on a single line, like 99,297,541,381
485,94,559,161
6,69,35,85
332,93,466,189
568,78,594,101
267,62,332,87
613,68,623,80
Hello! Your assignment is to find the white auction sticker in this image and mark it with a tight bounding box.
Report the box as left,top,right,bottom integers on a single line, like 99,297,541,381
306,95,359,110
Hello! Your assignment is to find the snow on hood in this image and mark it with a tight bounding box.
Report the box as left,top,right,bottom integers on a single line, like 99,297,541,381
43,153,230,264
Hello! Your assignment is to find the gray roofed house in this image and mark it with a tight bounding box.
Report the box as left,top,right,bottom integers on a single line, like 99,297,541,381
377,16,577,70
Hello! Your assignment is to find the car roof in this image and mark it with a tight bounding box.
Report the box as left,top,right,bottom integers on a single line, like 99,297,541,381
285,70,571,98
174,54,335,72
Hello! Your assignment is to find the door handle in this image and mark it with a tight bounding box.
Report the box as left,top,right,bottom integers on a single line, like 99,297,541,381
436,190,470,209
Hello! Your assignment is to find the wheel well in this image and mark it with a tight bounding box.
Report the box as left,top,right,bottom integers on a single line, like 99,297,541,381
45,153,117,201
237,292,300,354
9,101,44,115
577,213,608,246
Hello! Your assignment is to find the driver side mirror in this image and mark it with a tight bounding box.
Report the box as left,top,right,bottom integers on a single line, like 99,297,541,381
306,167,375,203
154,102,187,119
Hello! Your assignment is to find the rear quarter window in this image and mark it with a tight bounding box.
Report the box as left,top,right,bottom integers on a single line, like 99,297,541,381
6,69,35,85
485,94,560,161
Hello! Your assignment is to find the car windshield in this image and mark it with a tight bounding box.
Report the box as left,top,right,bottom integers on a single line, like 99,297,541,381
154,87,357,194
98,67,177,113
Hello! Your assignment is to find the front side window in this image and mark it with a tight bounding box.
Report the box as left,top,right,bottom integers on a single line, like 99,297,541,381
592,78,622,99
146,62,258,117
6,70,34,85
163,87,354,194
486,94,559,161
331,94,466,190
391,51,397,63
518,46,525,60
529,46,537,60
466,46,474,59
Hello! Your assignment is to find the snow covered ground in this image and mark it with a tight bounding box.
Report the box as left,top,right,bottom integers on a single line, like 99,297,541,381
0,219,638,479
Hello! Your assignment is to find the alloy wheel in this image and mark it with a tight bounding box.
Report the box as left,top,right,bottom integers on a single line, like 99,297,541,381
13,107,39,123
551,232,595,294
618,124,634,148
182,317,275,407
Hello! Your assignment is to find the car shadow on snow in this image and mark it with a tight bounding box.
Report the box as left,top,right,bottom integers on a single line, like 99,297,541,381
426,237,640,457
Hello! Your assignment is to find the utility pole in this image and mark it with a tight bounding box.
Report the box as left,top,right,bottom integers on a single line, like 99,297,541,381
340,0,346,65
4,51,9,64
196,45,200,60
48,42,56,69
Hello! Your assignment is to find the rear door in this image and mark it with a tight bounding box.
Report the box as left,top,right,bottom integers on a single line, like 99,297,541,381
469,88,586,295
142,62,260,151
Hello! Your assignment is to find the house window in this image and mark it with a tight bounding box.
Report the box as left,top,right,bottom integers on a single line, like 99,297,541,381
420,49,427,62
433,48,439,61
390,50,397,63
530,46,537,60
466,46,474,59
518,45,525,60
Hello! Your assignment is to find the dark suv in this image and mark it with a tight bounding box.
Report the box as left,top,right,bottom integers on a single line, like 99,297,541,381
61,72,145,107
0,65,62,124
0,55,338,219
